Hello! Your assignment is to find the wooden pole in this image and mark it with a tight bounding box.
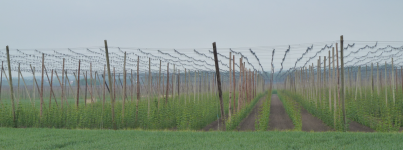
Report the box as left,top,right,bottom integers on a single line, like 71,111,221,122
136,56,140,121
158,60,161,109
328,51,331,111
392,58,395,105
229,52,232,120
76,60,81,108
6,46,16,127
90,63,94,103
233,55,236,113
85,71,88,106
17,63,20,106
0,61,3,107
185,68,187,105
212,42,226,130
104,40,116,130
148,58,151,117
123,52,127,122
166,63,169,105
385,61,388,106
113,67,116,127
131,69,134,103
332,47,336,120
41,53,45,117
340,36,346,132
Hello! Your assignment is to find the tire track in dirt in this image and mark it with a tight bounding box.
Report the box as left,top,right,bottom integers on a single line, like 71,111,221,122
267,94,294,131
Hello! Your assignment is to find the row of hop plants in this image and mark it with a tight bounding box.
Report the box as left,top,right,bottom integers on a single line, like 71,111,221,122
280,83,403,132
345,85,402,132
0,92,230,130
254,90,272,131
277,90,302,131
280,89,346,131
226,92,266,131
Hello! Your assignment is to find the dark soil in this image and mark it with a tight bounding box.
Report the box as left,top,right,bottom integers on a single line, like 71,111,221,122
267,94,294,131
201,118,225,131
300,107,333,132
348,121,375,132
236,96,266,131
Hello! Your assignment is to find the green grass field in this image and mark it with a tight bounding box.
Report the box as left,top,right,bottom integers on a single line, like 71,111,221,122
1,128,402,150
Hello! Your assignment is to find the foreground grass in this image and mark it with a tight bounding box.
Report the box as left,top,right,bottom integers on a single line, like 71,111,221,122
1,128,402,149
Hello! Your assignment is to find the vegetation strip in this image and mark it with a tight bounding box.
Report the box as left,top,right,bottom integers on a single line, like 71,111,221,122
255,90,272,131
277,91,302,131
226,92,266,130
1,128,403,149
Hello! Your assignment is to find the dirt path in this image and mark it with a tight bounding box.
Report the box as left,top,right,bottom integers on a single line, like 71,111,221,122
236,96,266,131
348,120,374,132
267,94,294,131
201,118,225,131
300,107,333,132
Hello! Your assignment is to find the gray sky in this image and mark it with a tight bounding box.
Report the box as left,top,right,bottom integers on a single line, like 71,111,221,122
1,0,403,78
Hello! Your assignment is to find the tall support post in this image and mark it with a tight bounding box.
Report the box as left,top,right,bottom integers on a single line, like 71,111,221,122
385,61,388,106
148,58,151,117
332,48,336,119
371,63,374,94
158,60,161,109
6,46,16,127
212,42,226,131
185,68,187,105
377,63,380,96
123,52,127,122
33,66,36,107
104,40,116,130
228,52,232,120
336,43,340,112
131,69,133,103
340,35,346,132
238,58,242,112
392,58,395,105
0,61,3,107
90,63,94,103
85,71,88,106
61,58,65,109
166,63,170,105
194,70,196,103
41,53,45,116
177,70,180,97
319,56,321,106
328,51,331,111
17,63,20,106
136,56,140,121
323,56,331,109
76,60,81,108
172,65,175,102
233,55,236,113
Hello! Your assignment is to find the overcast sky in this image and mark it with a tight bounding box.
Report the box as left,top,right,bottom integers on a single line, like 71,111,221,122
1,0,403,78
